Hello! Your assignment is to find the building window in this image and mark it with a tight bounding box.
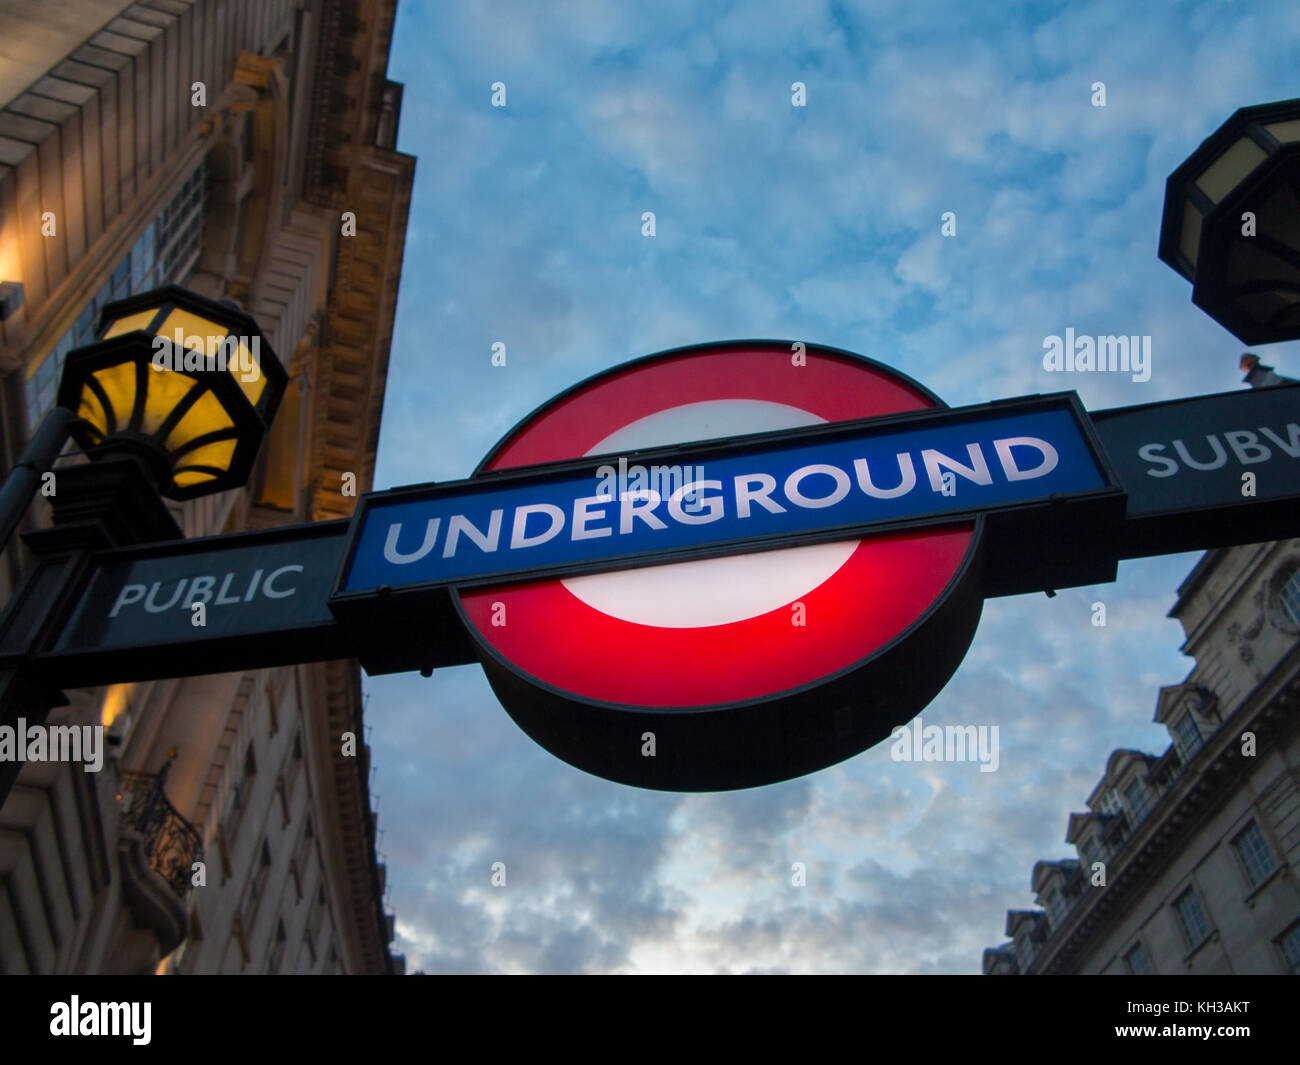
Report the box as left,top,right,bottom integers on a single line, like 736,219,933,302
23,331,72,429
276,774,290,826
1124,941,1153,975
154,164,206,284
257,842,273,889
216,824,233,881
285,741,303,806
1042,888,1066,927
232,914,250,966
1079,837,1102,870
245,838,272,930
308,883,327,946
1280,568,1300,628
295,814,314,879
1098,790,1123,817
266,920,287,974
225,742,257,840
1231,822,1276,889
1173,887,1212,948
1277,921,1300,974
265,679,280,735
1124,778,1151,822
1017,936,1035,968
129,222,157,292
1172,714,1204,762
21,160,207,434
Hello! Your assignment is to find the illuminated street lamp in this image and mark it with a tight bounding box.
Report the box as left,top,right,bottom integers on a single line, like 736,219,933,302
0,287,286,550
1159,97,1300,344
0,286,286,803
56,285,287,498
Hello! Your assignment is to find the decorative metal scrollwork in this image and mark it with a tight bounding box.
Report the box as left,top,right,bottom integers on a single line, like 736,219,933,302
120,760,203,898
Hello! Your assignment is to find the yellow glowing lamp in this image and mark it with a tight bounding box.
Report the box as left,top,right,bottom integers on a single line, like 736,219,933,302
1159,97,1300,344
55,286,287,499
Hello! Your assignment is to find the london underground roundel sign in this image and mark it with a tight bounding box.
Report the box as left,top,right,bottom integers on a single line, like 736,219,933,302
55,341,1296,795
453,341,987,791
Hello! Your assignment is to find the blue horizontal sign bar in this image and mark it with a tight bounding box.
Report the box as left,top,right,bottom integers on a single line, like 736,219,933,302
341,401,1109,593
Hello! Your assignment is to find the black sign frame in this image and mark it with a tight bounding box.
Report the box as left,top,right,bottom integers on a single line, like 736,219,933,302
328,391,1129,668
39,519,354,687
1092,381,1300,558
9,367,1297,790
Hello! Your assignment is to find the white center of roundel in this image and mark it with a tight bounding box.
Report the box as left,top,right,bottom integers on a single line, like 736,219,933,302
561,400,859,628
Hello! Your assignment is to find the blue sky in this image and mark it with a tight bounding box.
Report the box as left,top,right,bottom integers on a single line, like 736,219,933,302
365,0,1300,973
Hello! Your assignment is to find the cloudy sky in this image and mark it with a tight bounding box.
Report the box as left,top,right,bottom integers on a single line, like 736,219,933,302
365,0,1300,973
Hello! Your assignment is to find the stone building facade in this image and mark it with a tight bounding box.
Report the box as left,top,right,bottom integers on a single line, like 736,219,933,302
984,531,1300,974
0,0,414,973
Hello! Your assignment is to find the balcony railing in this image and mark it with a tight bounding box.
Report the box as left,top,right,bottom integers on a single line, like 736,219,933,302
119,762,204,898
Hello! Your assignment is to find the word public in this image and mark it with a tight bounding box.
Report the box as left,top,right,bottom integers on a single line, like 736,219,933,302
109,564,304,618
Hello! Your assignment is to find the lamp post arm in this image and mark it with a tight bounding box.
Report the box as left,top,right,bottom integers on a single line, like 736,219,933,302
0,405,77,555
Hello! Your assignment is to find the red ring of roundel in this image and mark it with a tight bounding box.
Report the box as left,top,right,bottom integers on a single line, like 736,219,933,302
458,344,975,708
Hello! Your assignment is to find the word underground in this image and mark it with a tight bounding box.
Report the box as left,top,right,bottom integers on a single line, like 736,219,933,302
0,719,103,772
151,329,261,383
50,997,151,1045
382,436,1064,565
109,564,303,617
889,716,999,772
1042,329,1151,383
